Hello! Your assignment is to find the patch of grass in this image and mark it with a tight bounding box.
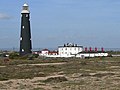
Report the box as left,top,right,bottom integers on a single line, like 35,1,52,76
33,87,45,90
42,76,68,83
80,73,91,77
0,83,7,89
92,73,115,78
64,80,86,86
0,72,9,81
0,57,120,90
0,65,47,80
0,57,118,81
52,86,60,89
19,83,26,89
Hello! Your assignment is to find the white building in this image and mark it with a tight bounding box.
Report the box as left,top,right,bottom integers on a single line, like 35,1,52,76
39,49,59,57
76,51,108,58
37,43,108,58
58,43,83,57
41,49,49,56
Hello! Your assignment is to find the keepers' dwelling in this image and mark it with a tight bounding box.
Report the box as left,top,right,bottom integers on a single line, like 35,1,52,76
36,43,108,58
58,43,83,57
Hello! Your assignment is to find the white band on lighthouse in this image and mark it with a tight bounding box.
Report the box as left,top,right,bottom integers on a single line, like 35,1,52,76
21,3,30,13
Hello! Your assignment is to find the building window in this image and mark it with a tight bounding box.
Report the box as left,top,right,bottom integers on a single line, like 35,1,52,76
65,48,67,50
74,48,76,50
22,26,24,29
22,49,24,52
26,14,28,17
20,37,22,40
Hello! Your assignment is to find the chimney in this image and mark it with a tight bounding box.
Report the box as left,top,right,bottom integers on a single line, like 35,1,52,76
101,47,104,52
85,47,88,52
95,47,97,52
89,47,92,52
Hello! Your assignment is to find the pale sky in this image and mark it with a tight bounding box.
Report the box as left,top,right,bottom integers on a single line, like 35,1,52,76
0,0,120,49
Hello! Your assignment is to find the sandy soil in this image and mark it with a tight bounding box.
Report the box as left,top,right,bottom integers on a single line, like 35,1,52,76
0,75,65,90
0,60,120,90
17,62,66,66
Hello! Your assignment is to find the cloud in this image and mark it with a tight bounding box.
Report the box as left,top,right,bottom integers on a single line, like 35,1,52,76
0,13,11,20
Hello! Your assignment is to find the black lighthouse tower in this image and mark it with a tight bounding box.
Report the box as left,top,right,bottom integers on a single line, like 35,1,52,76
20,3,32,55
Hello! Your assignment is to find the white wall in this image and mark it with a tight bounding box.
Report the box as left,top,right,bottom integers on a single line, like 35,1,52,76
76,53,108,58
41,51,49,56
58,46,83,57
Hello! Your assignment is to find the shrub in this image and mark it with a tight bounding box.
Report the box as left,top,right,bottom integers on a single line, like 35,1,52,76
9,52,19,59
32,54,39,58
43,76,68,83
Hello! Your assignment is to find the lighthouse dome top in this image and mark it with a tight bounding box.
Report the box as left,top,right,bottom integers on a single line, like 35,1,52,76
23,3,28,7
21,3,30,13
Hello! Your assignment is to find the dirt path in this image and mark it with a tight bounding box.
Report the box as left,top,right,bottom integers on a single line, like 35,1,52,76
17,62,66,66
0,66,6,68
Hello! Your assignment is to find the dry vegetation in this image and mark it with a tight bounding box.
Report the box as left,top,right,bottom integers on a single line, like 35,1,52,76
0,57,120,90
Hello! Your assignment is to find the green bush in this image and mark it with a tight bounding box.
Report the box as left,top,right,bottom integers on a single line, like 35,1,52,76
29,54,39,59
9,52,19,59
43,76,68,83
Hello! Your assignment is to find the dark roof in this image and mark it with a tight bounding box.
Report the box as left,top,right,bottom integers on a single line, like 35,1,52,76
58,43,83,48
58,46,83,48
42,49,50,51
